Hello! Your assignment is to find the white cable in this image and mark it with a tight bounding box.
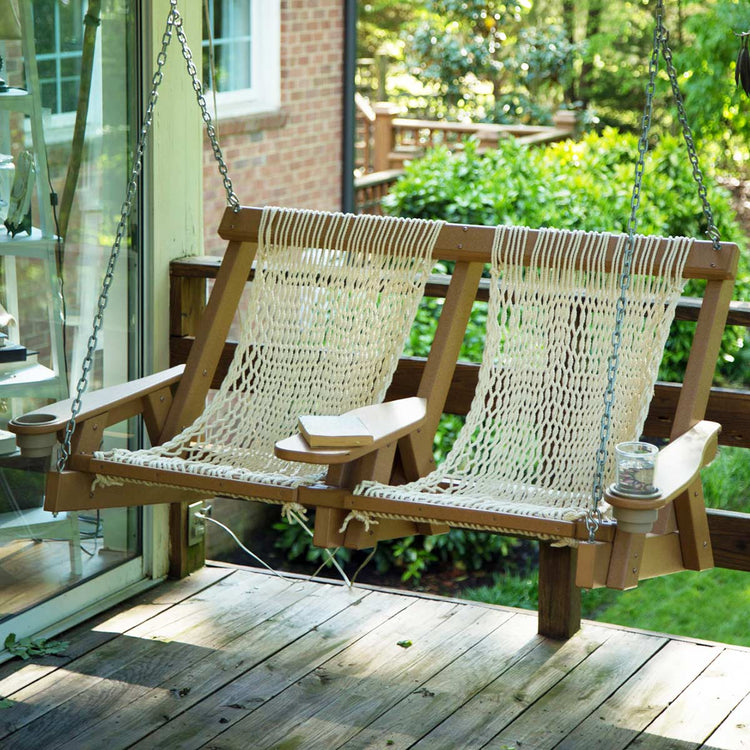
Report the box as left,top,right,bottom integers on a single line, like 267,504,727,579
196,512,289,581
284,507,353,588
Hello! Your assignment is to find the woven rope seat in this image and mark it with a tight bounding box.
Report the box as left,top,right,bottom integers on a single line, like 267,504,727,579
93,206,443,496
352,224,693,537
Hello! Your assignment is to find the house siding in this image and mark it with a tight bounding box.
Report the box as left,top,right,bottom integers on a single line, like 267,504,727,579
202,0,344,254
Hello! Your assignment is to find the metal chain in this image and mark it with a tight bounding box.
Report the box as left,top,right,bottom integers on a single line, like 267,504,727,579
57,0,238,471
660,31,722,250
172,9,240,212
587,0,724,541
587,1,664,541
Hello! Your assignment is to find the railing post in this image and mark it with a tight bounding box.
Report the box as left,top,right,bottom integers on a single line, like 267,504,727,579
553,109,577,133
538,542,581,639
373,102,402,172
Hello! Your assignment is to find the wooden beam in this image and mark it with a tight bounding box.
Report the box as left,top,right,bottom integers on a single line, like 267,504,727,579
671,278,736,438
169,257,750,328
538,543,581,639
160,240,257,442
707,509,750,571
217,208,739,280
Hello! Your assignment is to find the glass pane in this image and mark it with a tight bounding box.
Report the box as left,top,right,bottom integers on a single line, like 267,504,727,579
33,0,56,55
60,79,79,113
203,0,252,93
59,0,84,52
39,81,57,113
37,59,56,81
61,56,82,79
0,0,141,623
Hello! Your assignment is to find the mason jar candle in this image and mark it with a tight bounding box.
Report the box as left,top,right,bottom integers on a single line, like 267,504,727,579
614,441,659,497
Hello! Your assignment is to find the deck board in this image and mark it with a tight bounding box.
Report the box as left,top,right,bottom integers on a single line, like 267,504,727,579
0,566,748,750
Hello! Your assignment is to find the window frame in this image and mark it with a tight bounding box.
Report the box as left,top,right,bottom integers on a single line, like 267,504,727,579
203,0,281,121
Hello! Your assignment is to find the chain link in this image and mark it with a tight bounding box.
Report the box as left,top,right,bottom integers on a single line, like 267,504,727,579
172,9,240,212
57,1,238,471
587,1,664,540
660,31,722,250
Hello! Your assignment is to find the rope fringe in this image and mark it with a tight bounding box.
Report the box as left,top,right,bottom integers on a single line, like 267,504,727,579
339,510,378,534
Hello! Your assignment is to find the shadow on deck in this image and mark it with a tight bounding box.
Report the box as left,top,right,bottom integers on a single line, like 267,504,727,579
0,565,748,749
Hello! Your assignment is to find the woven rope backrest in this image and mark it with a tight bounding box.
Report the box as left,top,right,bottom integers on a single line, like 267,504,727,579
362,225,692,519
103,206,442,482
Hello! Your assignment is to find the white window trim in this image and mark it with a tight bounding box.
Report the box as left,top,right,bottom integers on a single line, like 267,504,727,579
205,0,281,121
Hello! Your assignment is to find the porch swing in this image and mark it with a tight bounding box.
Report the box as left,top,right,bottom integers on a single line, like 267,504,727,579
9,0,739,603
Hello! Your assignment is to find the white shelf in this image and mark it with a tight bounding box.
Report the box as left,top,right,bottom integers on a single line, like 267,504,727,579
0,226,59,259
0,362,63,397
0,88,33,115
0,507,77,543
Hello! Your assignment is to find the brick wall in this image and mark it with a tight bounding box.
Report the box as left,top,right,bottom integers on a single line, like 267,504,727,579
202,0,344,254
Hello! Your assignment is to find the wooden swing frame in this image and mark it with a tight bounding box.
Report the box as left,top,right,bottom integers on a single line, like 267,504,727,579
10,206,739,637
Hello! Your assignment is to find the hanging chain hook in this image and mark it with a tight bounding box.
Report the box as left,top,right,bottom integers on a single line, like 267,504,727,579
57,1,239,472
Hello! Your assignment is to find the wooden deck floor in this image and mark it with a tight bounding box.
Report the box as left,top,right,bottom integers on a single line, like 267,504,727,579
0,565,748,750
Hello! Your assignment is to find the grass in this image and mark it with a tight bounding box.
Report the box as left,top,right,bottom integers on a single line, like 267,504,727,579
462,447,750,646
581,569,750,647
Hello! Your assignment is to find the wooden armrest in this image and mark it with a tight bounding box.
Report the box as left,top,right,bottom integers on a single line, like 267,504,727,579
8,365,185,436
605,420,721,511
274,397,427,465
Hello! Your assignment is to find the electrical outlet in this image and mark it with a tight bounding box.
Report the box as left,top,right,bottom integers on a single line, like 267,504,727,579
187,501,205,546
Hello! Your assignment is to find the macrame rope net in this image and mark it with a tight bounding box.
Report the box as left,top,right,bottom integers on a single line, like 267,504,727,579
358,225,692,531
95,206,443,491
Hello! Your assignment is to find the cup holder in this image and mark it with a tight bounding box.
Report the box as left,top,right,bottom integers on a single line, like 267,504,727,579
9,413,59,459
12,413,57,426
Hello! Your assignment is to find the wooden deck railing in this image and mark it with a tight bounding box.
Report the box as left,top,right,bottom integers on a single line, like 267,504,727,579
355,98,576,176
354,98,576,214
169,257,750,573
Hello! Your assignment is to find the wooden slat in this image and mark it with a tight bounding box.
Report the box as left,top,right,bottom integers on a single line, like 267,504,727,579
4,569,750,749
80,457,297,505
0,572,291,743
0,566,233,695
555,639,720,749
631,649,750,749
386,357,750,449
218,207,739,280
411,625,613,749
160,240,257,442
130,589,410,750
402,261,485,477
52,585,391,750
337,614,541,750
169,258,750,328
197,599,507,749
703,689,750,749
484,630,666,749
707,509,750,571
672,278,737,438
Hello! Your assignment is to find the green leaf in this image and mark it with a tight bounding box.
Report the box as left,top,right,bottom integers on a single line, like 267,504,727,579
3,634,69,661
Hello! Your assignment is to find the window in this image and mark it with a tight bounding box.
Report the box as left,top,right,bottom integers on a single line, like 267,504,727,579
202,0,280,119
34,0,84,116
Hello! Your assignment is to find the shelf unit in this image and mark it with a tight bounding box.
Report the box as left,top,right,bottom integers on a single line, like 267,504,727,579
0,0,78,578
0,0,67,406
